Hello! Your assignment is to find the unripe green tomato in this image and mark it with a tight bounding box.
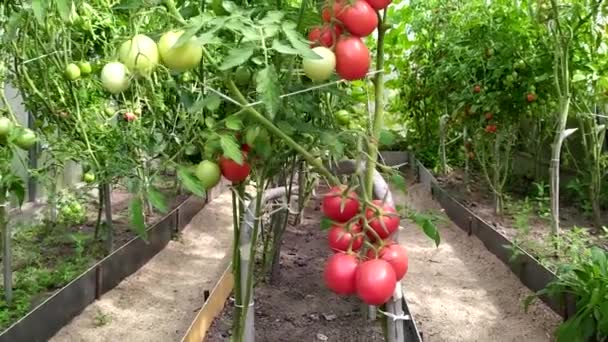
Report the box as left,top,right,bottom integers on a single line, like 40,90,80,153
0,117,13,137
234,66,251,86
83,172,96,183
119,34,159,75
101,62,130,94
335,110,350,125
14,129,37,150
302,47,336,82
195,160,221,190
78,61,92,75
158,31,203,72
65,63,81,80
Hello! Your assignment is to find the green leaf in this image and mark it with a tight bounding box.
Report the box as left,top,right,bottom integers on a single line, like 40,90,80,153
390,174,407,193
412,212,440,247
31,0,48,23
56,0,73,22
7,177,25,207
281,22,320,59
590,247,606,269
176,15,210,47
379,130,396,146
271,40,299,55
177,166,205,197
189,94,221,113
219,45,255,71
220,134,243,164
148,186,168,213
256,66,280,119
572,71,587,83
277,121,294,135
259,11,284,25
320,217,333,231
225,116,242,130
129,197,147,240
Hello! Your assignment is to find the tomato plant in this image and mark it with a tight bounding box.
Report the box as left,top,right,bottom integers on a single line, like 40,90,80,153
327,223,363,253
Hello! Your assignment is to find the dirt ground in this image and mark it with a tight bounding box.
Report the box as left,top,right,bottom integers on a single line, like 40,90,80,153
50,190,234,342
206,189,384,342
394,180,561,342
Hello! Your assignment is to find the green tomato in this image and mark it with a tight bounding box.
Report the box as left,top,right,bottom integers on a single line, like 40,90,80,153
83,172,96,183
104,106,115,116
234,66,251,86
302,47,336,82
335,110,350,125
78,61,92,75
119,34,160,75
101,62,130,94
158,31,203,72
0,117,13,137
194,160,221,190
14,129,37,150
65,63,81,80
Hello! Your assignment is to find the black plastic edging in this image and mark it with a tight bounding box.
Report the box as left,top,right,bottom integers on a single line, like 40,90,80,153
401,296,423,342
0,187,214,342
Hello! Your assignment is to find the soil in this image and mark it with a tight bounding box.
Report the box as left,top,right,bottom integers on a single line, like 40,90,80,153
206,186,384,342
50,188,235,342
393,180,561,342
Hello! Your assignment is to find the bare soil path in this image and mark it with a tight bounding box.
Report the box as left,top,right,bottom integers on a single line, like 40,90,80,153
50,191,234,342
393,181,561,342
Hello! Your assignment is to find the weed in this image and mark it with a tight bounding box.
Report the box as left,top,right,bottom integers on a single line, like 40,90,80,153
94,309,111,327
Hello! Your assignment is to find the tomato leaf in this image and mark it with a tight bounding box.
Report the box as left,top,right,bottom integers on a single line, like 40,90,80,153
411,212,440,247
7,176,25,207
256,66,280,119
271,40,299,55
219,44,255,70
379,130,396,146
320,217,333,231
276,121,294,135
56,0,73,22
129,197,147,240
282,22,320,59
220,134,243,164
259,11,285,25
147,186,168,214
389,174,407,194
31,0,48,24
177,166,205,197
225,116,242,130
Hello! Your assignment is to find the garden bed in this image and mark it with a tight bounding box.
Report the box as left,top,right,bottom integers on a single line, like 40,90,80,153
206,188,387,342
0,179,223,342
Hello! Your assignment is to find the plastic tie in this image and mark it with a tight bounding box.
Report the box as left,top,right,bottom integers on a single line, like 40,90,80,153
378,309,411,322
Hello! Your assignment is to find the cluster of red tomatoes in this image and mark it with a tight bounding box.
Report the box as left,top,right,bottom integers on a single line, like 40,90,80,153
321,186,408,306
302,0,391,82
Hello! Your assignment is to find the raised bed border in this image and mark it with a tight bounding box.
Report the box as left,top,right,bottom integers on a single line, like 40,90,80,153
0,180,229,342
379,150,574,320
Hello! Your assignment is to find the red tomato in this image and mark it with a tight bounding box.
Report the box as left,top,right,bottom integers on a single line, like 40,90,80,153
473,85,481,93
485,124,497,133
219,153,251,183
322,7,332,22
526,93,537,102
328,223,363,253
335,36,370,80
309,24,342,47
322,186,360,222
124,112,137,121
364,0,391,10
308,27,322,47
485,112,493,120
336,0,378,37
365,200,400,241
355,259,397,305
324,253,359,295
367,242,408,280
